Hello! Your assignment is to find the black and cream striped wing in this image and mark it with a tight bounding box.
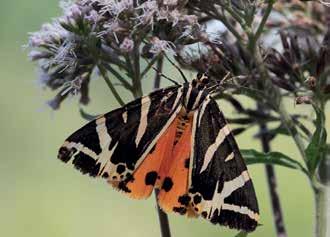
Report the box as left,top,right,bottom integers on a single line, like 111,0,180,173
58,85,183,186
190,97,259,232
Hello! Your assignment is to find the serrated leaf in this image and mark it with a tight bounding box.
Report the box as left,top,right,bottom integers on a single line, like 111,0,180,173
241,149,308,175
305,106,327,174
234,231,248,237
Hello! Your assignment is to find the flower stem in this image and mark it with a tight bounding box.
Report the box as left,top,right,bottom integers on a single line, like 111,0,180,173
97,64,125,106
249,0,275,51
155,189,171,237
258,105,288,237
313,184,330,237
313,150,330,237
153,56,171,237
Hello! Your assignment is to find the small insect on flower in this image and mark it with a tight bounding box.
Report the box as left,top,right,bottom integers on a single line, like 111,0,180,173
57,73,259,232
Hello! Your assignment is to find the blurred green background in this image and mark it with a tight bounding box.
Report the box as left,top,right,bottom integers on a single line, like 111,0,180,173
1,1,329,237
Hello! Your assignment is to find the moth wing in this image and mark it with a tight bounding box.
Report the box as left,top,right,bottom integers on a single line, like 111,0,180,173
58,86,183,197
189,98,259,232
156,116,193,214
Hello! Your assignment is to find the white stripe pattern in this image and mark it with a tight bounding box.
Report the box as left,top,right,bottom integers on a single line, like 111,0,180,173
135,96,151,147
189,110,198,187
184,85,192,108
222,203,259,221
122,110,128,123
200,125,231,173
95,116,117,174
192,90,204,110
99,141,119,177
224,152,235,162
62,141,98,161
198,96,211,126
202,171,251,220
171,88,183,112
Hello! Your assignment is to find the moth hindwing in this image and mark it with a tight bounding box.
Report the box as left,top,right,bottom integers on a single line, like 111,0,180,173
57,74,259,232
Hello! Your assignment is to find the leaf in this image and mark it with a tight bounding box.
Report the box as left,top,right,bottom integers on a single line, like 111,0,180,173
79,108,100,121
305,106,327,174
232,127,248,136
234,231,248,237
241,149,308,175
227,117,254,124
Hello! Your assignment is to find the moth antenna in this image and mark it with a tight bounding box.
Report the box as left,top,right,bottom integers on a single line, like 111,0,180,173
151,66,179,85
208,71,232,94
164,53,188,83
219,71,232,85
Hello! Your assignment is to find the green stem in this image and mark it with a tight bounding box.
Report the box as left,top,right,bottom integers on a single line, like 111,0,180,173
313,183,330,237
277,101,307,161
97,64,125,106
218,2,246,30
141,56,160,79
216,13,243,43
102,63,133,91
313,149,330,237
249,0,275,51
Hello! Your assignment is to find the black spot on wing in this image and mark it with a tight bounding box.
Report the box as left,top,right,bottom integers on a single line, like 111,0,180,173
201,211,208,218
149,144,156,154
184,158,190,168
145,171,158,185
116,164,126,174
118,181,131,193
102,172,109,178
173,207,187,215
193,194,202,205
162,177,173,192
178,194,191,206
58,147,77,163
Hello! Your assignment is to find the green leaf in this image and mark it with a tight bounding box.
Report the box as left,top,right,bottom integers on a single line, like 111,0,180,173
79,108,100,121
241,149,308,175
305,106,327,174
234,231,248,237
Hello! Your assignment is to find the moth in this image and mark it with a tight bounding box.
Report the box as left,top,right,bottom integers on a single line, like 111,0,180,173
58,73,259,232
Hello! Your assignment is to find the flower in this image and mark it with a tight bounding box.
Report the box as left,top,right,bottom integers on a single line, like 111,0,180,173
120,37,134,52
149,37,175,55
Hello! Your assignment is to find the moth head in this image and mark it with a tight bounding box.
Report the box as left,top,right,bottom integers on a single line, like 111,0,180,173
197,72,209,84
192,72,209,90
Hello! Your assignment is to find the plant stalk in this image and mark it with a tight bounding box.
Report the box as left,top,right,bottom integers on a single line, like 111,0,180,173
153,56,171,237
97,64,125,106
313,150,330,237
155,189,171,237
258,106,288,237
313,184,330,237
